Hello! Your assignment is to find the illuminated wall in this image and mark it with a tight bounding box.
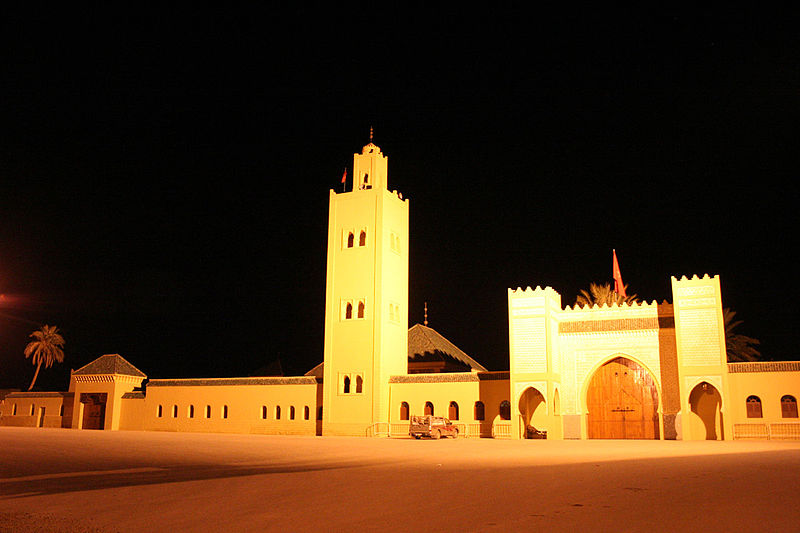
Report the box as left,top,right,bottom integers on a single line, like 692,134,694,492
321,142,409,436
505,274,791,441
507,286,563,439
118,377,321,435
671,275,731,440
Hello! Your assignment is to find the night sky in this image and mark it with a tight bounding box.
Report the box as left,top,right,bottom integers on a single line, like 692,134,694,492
1,8,797,390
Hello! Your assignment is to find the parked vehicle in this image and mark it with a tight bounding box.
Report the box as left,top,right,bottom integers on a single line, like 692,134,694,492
409,415,459,439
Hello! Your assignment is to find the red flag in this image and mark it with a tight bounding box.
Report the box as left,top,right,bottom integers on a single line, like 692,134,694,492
612,249,626,297
341,168,347,184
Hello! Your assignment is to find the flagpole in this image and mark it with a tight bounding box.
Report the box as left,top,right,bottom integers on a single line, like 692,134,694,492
612,249,626,298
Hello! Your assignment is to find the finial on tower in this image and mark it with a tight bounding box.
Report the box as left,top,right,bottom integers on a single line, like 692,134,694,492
369,126,373,143
424,302,428,327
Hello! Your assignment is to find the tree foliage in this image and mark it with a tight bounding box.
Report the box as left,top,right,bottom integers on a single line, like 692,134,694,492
723,308,761,362
24,325,66,391
575,282,639,308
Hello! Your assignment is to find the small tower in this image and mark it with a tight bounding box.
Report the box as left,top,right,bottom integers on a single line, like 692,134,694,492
671,274,732,440
322,137,409,436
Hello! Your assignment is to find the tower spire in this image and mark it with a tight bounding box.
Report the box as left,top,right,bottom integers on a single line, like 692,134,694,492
424,302,428,327
352,128,387,191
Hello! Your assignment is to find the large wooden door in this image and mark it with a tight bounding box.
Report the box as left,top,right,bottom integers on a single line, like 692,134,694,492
81,393,107,430
587,357,659,439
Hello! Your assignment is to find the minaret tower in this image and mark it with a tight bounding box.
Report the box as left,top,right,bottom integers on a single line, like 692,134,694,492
322,135,409,436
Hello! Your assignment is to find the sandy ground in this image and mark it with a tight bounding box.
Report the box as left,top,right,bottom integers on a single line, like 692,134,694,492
1,428,799,532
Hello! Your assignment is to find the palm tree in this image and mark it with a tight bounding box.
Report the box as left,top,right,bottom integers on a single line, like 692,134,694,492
24,325,65,391
575,282,639,308
723,308,761,362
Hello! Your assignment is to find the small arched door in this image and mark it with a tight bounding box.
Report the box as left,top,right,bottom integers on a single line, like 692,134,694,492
587,357,660,439
518,387,546,438
689,382,723,440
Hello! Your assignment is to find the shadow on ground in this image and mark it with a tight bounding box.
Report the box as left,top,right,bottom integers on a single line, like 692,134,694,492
0,460,371,499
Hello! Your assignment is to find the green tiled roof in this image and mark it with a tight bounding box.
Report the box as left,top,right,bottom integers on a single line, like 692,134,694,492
408,324,487,372
389,371,508,383
306,324,489,376
148,377,317,387
72,354,147,378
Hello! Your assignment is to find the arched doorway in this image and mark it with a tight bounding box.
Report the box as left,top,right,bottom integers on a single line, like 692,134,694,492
519,387,546,439
688,382,722,440
586,357,660,439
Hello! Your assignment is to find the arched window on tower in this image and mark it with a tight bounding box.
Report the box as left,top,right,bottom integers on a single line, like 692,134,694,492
343,376,351,394
782,395,798,418
347,232,355,248
358,300,365,319
424,402,434,416
359,230,366,247
746,396,763,418
346,302,353,320
474,401,485,421
400,402,409,421
449,401,459,421
356,375,363,393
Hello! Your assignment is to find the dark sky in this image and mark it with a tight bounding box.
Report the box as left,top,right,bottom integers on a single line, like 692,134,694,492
1,8,797,390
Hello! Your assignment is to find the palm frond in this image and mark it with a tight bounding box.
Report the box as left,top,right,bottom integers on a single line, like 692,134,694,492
723,308,761,362
575,282,639,308
24,325,66,389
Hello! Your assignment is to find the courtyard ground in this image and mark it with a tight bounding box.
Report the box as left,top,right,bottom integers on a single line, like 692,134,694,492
1,427,799,532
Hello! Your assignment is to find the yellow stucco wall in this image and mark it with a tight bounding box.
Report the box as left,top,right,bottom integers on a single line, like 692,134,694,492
671,275,731,440
120,378,321,435
506,275,754,440
508,285,669,439
0,392,73,428
388,373,510,438
70,374,144,430
727,363,800,439
507,286,563,439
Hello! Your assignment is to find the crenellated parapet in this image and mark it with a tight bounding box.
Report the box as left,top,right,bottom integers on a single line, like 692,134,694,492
673,273,717,283
671,274,726,367
563,299,660,312
507,286,561,370
558,299,662,336
508,286,562,316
